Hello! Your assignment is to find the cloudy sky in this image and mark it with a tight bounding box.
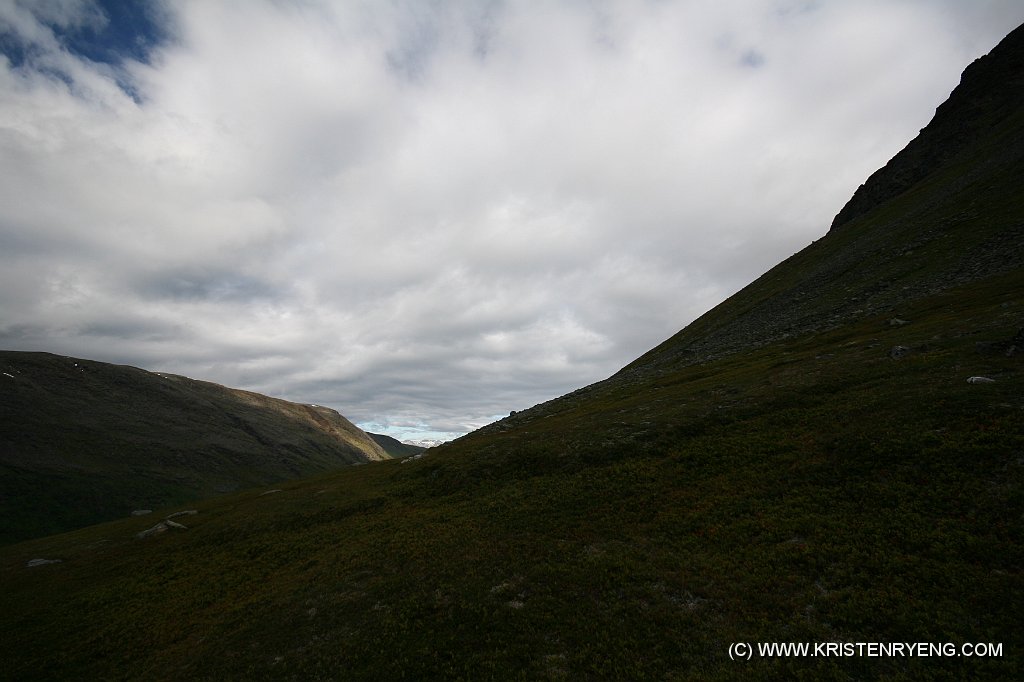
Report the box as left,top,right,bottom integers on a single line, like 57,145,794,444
2,1,1022,442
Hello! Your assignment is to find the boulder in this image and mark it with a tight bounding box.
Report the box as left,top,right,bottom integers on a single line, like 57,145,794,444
889,345,911,359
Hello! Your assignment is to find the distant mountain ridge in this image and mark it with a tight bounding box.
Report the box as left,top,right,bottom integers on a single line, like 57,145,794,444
1,23,1022,681
367,432,427,458
0,351,388,544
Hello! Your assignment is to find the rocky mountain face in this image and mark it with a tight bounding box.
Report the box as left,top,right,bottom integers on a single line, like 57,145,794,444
474,20,1024,436
830,22,1024,231
1,24,1022,682
613,20,1024,380
626,22,1019,376
0,351,387,544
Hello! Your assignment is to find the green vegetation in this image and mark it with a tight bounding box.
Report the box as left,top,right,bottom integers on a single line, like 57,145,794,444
0,353,388,544
2,21,1022,681
1,269,1020,679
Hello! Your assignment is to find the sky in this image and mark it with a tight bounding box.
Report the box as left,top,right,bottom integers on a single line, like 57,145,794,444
2,1,1022,443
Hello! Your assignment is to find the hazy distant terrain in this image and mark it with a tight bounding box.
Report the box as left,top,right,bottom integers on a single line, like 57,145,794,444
367,432,427,458
1,20,1022,682
0,352,387,544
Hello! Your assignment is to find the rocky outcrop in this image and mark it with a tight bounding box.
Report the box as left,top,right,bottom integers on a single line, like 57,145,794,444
606,22,1024,382
830,23,1024,231
135,510,199,539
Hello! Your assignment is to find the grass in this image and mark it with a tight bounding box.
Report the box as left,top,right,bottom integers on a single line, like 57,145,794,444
3,34,1023,677
0,352,387,544
2,269,1020,679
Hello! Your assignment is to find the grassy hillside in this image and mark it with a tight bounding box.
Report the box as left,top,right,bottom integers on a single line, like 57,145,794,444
0,352,388,544
1,275,1019,679
1,22,1022,682
615,80,1023,377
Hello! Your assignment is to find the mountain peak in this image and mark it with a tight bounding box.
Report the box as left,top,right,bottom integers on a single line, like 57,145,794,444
829,21,1024,231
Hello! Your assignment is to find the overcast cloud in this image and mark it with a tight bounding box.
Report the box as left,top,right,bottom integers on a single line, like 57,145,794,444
2,1,1022,441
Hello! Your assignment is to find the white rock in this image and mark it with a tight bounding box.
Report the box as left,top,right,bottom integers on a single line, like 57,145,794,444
967,376,996,384
136,522,169,539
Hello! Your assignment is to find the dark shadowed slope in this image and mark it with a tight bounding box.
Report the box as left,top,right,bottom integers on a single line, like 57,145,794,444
516,19,1024,398
0,351,387,544
831,21,1024,231
0,23,1021,681
368,432,428,458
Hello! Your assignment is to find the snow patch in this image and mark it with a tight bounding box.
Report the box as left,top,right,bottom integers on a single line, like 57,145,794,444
403,438,447,448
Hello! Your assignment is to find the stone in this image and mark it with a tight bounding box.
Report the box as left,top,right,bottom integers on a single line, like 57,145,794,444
889,345,911,359
136,522,169,539
131,509,152,516
26,558,61,567
967,376,996,384
136,516,193,538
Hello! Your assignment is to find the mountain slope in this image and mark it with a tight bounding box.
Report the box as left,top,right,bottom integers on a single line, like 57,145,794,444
0,24,1022,681
831,21,1024,231
465,21,1023,411
0,351,388,544
368,432,428,458
615,23,1024,381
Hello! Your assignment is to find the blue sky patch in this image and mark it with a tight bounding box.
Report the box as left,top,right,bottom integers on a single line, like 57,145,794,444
1,0,168,68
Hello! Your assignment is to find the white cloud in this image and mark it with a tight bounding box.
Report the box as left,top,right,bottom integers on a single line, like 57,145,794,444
2,0,1022,439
